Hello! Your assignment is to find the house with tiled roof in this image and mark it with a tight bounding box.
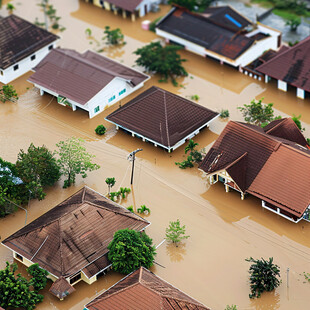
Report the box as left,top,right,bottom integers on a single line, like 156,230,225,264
85,266,210,310
0,15,59,84
256,36,310,99
155,6,281,69
1,186,150,299
106,86,219,152
84,0,160,21
28,48,149,118
199,118,310,223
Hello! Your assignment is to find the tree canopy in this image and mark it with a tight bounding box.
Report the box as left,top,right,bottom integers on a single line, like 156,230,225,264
16,143,61,200
108,229,156,274
169,0,213,11
0,84,18,103
103,26,125,45
166,219,190,245
55,137,100,188
134,41,187,86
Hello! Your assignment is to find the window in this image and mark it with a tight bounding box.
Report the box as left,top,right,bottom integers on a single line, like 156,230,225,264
13,64,19,71
119,88,126,96
94,106,100,113
48,45,53,50
31,54,36,61
70,273,81,284
108,95,116,103
15,253,23,262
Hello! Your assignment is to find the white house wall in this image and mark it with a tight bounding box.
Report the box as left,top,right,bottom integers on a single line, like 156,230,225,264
0,42,58,84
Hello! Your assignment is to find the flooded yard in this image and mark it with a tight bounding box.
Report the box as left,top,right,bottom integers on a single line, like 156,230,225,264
1,1,310,309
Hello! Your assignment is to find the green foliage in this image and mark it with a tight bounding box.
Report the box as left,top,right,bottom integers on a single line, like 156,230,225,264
238,98,277,127
166,219,190,245
27,264,49,293
134,41,188,86
175,155,194,169
149,16,162,32
185,139,198,154
0,84,19,103
288,40,299,46
16,143,61,200
6,3,15,12
127,205,134,213
307,138,310,146
190,94,200,101
103,26,125,45
55,137,100,188
0,262,46,310
85,28,92,37
107,229,156,274
303,271,310,282
110,191,121,202
169,0,214,11
95,124,106,135
175,139,202,169
105,177,116,194
137,205,150,215
286,16,301,31
246,257,281,298
220,109,230,119
225,306,237,310
292,114,304,132
119,187,131,199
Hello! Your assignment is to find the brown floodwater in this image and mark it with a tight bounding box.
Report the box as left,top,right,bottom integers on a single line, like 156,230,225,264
1,1,310,309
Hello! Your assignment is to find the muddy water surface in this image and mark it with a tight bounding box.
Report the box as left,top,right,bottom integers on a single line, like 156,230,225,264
1,1,310,309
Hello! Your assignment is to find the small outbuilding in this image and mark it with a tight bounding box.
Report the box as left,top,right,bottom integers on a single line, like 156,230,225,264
28,48,149,118
1,186,150,299
0,15,59,84
106,86,219,152
85,266,210,310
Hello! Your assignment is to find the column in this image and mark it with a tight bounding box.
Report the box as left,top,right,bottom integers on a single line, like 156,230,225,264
264,75,269,83
40,88,44,96
225,184,229,192
278,80,287,92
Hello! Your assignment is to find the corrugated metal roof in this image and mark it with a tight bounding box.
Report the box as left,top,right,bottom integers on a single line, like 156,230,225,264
106,86,219,149
199,119,310,218
2,187,150,278
86,267,210,310
0,15,59,69
28,48,149,105
256,36,310,92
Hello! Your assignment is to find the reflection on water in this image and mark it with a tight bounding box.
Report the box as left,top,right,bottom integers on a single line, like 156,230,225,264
166,242,187,263
250,290,281,310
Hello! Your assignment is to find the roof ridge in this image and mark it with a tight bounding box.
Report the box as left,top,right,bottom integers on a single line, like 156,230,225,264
264,118,287,134
163,91,171,147
224,152,247,170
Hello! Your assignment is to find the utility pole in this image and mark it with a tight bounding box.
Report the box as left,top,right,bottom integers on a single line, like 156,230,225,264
3,197,28,226
127,148,143,185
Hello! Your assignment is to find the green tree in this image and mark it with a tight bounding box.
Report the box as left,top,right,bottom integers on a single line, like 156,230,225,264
103,26,125,45
137,205,150,215
55,137,100,188
292,114,304,132
27,264,49,293
105,177,116,194
185,139,198,154
176,139,202,169
166,219,190,245
0,84,18,103
16,143,61,200
238,98,276,127
169,0,213,11
95,124,106,135
286,16,301,31
6,3,15,14
108,229,156,274
0,262,44,310
246,257,281,298
134,41,188,86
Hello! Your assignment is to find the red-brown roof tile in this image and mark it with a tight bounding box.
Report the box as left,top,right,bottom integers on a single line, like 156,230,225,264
106,86,219,150
2,187,150,278
256,36,310,92
49,277,76,299
85,267,210,310
28,48,148,105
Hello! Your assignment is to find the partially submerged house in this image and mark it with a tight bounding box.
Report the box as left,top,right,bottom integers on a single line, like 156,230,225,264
0,15,59,84
28,48,149,118
106,86,219,152
84,0,160,20
199,118,310,223
85,266,210,310
255,36,310,99
1,186,150,299
156,6,281,69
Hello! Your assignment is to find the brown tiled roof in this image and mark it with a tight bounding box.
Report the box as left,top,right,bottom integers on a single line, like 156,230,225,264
199,120,310,218
156,7,255,60
49,277,76,299
106,86,219,150
28,48,148,105
85,267,210,310
263,118,308,147
105,0,143,12
256,36,310,92
0,15,59,69
2,187,150,278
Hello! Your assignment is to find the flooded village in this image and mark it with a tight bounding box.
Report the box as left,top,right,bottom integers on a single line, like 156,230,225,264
1,0,310,309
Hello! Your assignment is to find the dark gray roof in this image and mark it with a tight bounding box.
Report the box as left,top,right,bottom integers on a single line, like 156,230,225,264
0,15,59,69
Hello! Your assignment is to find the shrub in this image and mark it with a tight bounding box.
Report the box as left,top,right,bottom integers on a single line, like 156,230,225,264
127,206,134,213
137,205,150,214
95,125,106,135
149,16,162,32
166,219,190,245
220,109,230,119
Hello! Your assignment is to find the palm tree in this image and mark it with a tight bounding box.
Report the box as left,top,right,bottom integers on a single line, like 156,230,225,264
105,177,116,195
185,139,198,154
